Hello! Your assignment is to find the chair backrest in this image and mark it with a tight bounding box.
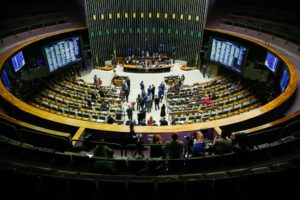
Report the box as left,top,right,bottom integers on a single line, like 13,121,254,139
247,126,282,146
0,120,23,141
166,159,185,172
19,128,72,152
280,119,300,138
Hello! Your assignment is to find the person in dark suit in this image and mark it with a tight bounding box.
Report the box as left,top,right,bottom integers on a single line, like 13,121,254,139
154,95,160,110
94,75,98,85
202,65,207,78
158,88,164,102
126,78,131,92
160,103,166,118
140,81,145,90
137,110,144,125
124,89,129,102
136,94,142,111
211,131,233,155
107,115,115,124
181,74,185,83
164,133,184,159
133,135,144,158
126,106,133,121
86,98,92,107
94,143,114,159
160,118,168,126
90,92,96,100
99,89,105,97
151,84,155,99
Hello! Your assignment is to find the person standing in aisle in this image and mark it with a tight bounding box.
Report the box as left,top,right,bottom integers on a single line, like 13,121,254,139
126,106,133,121
160,103,166,118
154,95,160,110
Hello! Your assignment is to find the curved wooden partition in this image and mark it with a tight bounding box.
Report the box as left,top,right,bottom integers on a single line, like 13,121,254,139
0,27,298,135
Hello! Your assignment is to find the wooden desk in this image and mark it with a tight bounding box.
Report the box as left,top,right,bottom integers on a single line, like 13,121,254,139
123,64,172,73
112,76,129,85
180,64,198,71
95,65,114,71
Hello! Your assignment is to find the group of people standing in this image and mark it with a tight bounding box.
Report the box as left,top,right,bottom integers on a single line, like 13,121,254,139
131,132,202,160
134,81,167,125
93,75,102,85
93,69,191,126
200,64,212,78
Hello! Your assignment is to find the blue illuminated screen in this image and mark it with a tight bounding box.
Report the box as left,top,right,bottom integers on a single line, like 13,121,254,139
44,37,81,73
1,69,11,90
265,52,279,73
210,38,247,73
280,68,289,92
11,51,25,72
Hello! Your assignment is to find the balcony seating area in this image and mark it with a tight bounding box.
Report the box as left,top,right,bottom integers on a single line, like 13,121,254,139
0,117,300,199
0,0,77,47
1,113,300,173
216,0,300,46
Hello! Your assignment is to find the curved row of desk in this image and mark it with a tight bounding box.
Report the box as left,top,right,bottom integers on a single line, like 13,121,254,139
122,64,172,73
0,27,298,143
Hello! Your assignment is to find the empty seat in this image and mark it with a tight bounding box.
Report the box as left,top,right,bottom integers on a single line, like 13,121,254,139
280,119,300,138
0,120,23,141
40,175,70,197
81,113,90,119
248,127,282,146
166,159,185,172
179,117,186,121
92,115,98,120
68,178,98,199
99,116,106,121
188,116,195,121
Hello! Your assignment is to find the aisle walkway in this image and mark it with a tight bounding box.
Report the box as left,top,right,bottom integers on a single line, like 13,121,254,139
80,63,213,124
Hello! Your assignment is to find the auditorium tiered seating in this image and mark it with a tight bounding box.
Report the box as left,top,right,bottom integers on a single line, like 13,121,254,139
24,74,125,123
0,0,300,199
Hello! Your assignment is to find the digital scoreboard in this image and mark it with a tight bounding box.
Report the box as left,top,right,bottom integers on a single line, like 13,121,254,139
44,37,82,73
210,37,247,73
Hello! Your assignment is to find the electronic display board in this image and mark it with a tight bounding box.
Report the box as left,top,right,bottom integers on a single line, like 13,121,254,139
280,68,289,92
11,51,25,72
44,37,82,73
265,52,279,73
209,37,248,73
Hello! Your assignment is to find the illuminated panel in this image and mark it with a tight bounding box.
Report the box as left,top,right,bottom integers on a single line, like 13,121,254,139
44,37,81,73
210,37,247,73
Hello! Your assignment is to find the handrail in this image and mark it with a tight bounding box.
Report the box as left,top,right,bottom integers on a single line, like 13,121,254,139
71,139,124,157
124,143,189,158
0,113,71,138
1,132,299,178
223,16,300,44
0,17,70,39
